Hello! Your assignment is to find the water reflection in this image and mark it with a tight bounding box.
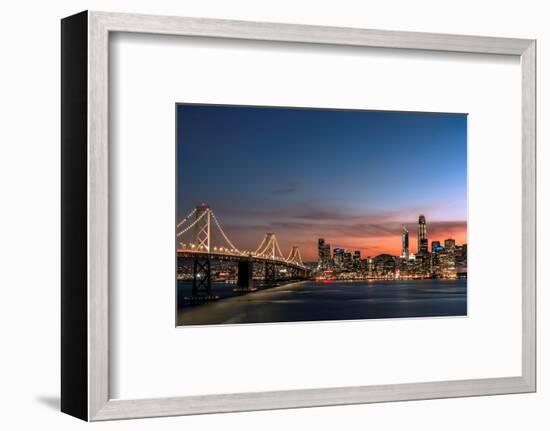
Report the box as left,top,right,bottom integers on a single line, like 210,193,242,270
177,279,467,326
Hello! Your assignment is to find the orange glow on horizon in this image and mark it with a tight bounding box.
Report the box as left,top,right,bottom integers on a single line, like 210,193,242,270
296,225,468,261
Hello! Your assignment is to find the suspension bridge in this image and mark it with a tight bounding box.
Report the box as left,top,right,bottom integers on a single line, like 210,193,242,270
177,204,308,297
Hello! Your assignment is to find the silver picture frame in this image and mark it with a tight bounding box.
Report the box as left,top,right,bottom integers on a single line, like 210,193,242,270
61,10,536,421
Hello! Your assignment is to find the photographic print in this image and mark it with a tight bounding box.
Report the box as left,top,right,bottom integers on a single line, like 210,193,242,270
176,104,467,326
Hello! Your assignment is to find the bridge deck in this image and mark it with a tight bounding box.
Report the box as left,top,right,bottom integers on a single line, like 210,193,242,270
177,250,306,271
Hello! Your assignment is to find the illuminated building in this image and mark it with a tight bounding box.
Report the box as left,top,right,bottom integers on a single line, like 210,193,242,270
418,214,428,254
402,226,409,259
317,238,332,269
455,243,468,276
398,256,412,277
366,257,374,274
343,251,353,270
333,248,344,269
431,246,444,277
317,238,325,264
431,240,441,252
353,250,361,269
440,249,456,278
373,254,397,277
444,238,456,252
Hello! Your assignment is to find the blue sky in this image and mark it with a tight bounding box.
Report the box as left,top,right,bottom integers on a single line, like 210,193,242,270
177,104,467,260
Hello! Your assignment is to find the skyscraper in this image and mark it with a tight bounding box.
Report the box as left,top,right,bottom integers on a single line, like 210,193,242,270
353,250,361,269
431,240,441,252
418,214,428,254
333,248,344,269
444,238,456,251
455,244,467,274
317,238,331,269
343,251,353,270
402,226,409,258
318,238,325,264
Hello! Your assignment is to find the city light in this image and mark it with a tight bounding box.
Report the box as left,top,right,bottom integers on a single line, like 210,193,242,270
176,206,466,284
316,214,466,281
176,205,306,269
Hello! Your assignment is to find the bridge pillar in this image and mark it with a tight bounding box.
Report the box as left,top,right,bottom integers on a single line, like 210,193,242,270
264,261,276,287
290,268,298,280
238,259,253,289
192,257,211,296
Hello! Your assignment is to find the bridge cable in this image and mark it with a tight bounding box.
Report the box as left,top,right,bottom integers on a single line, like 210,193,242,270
176,208,197,228
210,210,241,254
176,210,207,237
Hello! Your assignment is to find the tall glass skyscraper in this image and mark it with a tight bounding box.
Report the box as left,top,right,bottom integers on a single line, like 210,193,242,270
317,238,331,269
402,226,409,258
418,214,428,254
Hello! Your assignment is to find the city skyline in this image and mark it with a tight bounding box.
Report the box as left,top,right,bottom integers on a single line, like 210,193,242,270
177,104,467,260
312,213,465,262
317,213,466,262
316,213,466,280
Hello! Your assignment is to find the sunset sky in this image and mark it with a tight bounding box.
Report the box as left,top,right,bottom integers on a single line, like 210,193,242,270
177,104,467,261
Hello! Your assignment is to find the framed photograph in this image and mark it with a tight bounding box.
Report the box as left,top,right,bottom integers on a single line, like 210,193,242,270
61,11,536,421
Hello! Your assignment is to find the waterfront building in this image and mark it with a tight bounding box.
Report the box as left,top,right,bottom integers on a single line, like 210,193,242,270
373,254,397,278
455,243,468,275
414,252,431,277
317,238,325,266
343,251,353,270
333,247,345,269
323,243,331,266
431,247,443,277
418,214,428,254
440,249,456,278
353,250,361,269
317,238,332,269
444,238,456,252
366,257,374,275
398,256,412,277
402,226,410,259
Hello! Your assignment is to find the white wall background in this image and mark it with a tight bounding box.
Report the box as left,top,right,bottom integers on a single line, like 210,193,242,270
0,0,546,429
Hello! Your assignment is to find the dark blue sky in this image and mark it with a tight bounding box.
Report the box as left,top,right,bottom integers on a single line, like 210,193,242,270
177,104,467,260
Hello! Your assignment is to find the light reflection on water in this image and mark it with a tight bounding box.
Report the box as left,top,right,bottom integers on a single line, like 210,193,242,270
177,279,467,325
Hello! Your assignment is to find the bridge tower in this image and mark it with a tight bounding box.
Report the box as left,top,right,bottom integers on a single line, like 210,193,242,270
192,204,212,296
287,246,303,265
254,232,279,286
287,246,301,279
194,203,211,252
264,232,276,258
